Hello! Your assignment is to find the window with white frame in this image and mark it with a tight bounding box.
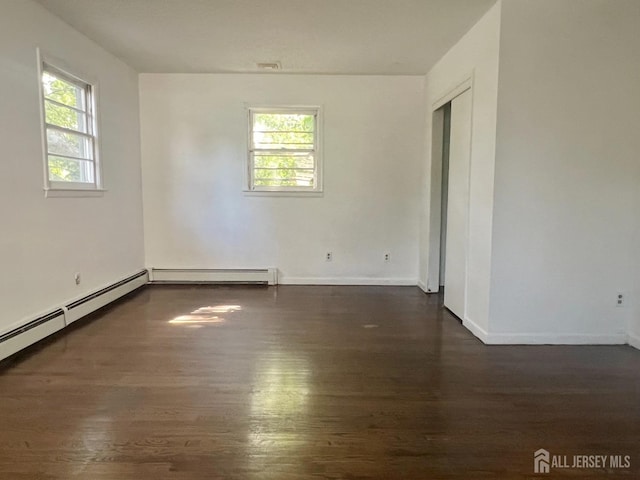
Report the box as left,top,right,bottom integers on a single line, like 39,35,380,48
41,64,99,190
248,107,321,192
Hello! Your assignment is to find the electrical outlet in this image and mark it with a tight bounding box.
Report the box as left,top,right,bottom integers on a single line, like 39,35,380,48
384,253,390,262
326,252,332,262
74,272,81,285
616,293,624,307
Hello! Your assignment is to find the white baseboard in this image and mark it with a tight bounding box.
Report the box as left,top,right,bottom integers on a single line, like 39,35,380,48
483,332,628,345
150,268,277,285
462,317,489,343
278,276,417,286
628,331,640,350
459,316,629,346
420,280,441,294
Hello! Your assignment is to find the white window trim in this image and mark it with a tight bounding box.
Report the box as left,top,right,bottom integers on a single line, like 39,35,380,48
44,188,107,198
37,49,104,197
245,105,323,195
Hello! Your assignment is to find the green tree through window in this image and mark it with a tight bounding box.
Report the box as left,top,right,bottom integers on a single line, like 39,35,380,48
41,67,97,187
249,109,320,191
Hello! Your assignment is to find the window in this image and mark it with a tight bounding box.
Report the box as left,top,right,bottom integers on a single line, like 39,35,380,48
40,64,99,190
248,107,321,193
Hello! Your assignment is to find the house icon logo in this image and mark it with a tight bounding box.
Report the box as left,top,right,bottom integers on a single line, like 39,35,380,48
534,448,550,473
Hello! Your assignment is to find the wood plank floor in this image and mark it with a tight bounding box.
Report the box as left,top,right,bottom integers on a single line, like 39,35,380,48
0,285,638,479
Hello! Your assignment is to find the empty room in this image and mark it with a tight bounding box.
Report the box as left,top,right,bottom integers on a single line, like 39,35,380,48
1,0,639,478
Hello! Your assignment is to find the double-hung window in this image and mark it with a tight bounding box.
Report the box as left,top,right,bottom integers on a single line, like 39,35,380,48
41,64,99,190
248,107,322,193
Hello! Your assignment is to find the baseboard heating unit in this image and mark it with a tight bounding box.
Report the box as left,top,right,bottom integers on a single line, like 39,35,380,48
0,269,148,362
149,268,278,285
65,270,149,324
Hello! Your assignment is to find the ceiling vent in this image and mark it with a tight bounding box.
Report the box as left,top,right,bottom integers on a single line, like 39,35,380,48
257,62,282,71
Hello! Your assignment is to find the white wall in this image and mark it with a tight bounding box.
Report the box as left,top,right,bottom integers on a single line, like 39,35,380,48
139,74,424,284
489,0,640,343
0,0,145,332
419,1,501,333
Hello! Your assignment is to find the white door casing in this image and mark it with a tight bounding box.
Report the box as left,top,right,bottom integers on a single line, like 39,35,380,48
443,88,472,319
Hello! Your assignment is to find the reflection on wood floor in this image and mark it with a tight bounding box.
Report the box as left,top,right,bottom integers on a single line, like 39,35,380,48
0,285,638,479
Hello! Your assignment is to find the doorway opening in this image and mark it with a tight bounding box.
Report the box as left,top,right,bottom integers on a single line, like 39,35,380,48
426,84,472,321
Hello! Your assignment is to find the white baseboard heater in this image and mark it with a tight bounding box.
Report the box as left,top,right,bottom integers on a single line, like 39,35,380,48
0,269,148,362
65,270,149,324
149,268,278,286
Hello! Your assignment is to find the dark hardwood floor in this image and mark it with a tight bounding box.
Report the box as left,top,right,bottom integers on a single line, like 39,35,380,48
0,285,638,479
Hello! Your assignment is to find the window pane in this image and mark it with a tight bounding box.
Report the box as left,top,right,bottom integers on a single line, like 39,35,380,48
254,168,315,188
42,71,85,110
250,110,319,191
47,128,93,160
253,131,313,150
48,156,94,183
45,100,87,133
253,153,314,169
253,113,314,133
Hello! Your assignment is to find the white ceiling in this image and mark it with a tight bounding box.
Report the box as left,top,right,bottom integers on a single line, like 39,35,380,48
35,0,496,75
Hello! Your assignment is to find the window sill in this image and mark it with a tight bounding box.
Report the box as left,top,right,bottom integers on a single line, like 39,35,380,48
243,190,324,198
44,188,106,198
